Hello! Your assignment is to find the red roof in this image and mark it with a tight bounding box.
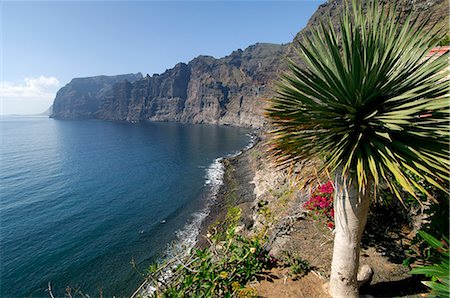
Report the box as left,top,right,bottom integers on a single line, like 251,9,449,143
425,46,450,58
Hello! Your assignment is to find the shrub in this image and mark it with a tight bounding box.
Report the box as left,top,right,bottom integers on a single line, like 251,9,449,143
303,181,334,229
410,231,449,298
281,251,312,277
147,226,276,297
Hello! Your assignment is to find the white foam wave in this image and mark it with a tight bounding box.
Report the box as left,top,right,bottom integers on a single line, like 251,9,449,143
164,134,258,259
138,158,226,296
137,133,257,296
204,158,224,187
173,157,225,252
225,133,257,159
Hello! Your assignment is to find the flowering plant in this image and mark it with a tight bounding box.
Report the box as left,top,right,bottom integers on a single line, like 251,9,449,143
303,181,334,229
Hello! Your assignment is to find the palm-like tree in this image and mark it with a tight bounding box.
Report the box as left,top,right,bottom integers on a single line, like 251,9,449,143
266,1,449,297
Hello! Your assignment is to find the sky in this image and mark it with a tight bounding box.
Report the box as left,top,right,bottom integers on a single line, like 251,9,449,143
1,1,322,115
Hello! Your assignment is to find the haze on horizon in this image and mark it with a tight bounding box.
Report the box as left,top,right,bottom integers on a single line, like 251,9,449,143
1,1,321,115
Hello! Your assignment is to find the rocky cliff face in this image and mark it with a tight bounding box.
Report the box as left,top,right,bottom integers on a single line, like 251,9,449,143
52,43,287,127
51,0,448,127
52,73,143,119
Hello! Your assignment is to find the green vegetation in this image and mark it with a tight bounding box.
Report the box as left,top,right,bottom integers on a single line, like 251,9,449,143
144,225,276,297
141,181,276,298
281,251,312,277
256,200,273,223
226,206,242,227
430,32,450,47
438,34,449,46
253,200,273,241
275,186,294,207
267,0,449,296
140,178,315,297
411,231,449,298
249,149,262,162
267,0,449,199
399,186,449,298
211,206,242,241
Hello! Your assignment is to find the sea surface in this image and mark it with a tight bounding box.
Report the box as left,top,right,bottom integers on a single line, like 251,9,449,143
0,116,251,297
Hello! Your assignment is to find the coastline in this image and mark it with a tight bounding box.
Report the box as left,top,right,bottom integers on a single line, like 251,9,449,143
171,131,259,252
196,137,259,248
133,132,260,297
133,127,421,298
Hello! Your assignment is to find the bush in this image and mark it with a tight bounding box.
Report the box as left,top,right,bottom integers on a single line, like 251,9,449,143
410,231,449,298
303,181,334,229
403,190,449,267
147,226,276,297
280,251,312,277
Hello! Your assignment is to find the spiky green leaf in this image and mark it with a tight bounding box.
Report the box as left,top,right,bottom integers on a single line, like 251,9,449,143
266,0,450,199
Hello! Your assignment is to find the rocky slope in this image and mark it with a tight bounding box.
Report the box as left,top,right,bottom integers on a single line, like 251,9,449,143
52,73,143,119
51,0,448,127
51,44,287,127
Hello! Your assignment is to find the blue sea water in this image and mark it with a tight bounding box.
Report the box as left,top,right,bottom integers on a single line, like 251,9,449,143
0,116,251,297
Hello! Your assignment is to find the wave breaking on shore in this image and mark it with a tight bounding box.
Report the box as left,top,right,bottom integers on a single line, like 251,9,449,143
172,132,256,256
135,133,257,296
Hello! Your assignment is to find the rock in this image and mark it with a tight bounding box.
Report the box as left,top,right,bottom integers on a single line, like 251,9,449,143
51,43,286,128
357,265,374,290
50,1,448,128
51,73,142,119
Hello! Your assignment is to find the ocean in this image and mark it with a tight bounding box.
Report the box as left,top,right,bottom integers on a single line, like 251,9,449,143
0,116,251,297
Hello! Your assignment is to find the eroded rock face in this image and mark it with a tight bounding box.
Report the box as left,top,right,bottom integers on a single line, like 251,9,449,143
51,0,448,127
51,43,287,127
52,73,143,119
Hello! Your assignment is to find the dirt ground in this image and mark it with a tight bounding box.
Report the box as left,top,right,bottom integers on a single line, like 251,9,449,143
197,139,429,298
250,216,427,298
250,269,330,298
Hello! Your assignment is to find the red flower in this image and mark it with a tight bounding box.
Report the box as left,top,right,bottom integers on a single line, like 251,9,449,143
303,181,335,229
318,181,334,194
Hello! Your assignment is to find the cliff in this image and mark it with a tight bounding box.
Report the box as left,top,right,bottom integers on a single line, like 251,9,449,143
51,0,448,127
51,44,287,127
52,73,143,119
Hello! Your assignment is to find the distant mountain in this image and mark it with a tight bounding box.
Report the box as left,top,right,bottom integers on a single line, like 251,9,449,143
51,44,286,127
2,105,53,117
50,0,448,127
38,105,53,116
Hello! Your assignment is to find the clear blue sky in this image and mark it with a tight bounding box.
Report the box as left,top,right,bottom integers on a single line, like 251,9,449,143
1,1,322,115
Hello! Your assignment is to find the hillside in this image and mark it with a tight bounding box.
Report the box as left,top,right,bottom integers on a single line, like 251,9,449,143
51,0,448,127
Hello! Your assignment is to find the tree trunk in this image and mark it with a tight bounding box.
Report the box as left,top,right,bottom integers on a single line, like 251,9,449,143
329,169,371,298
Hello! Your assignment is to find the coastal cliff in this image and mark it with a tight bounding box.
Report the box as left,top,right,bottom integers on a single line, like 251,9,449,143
52,73,143,119
51,0,448,128
51,43,287,127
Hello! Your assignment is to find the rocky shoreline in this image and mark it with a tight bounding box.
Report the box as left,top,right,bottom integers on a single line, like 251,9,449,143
196,140,258,248
133,134,264,297
193,133,422,297
135,131,425,297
